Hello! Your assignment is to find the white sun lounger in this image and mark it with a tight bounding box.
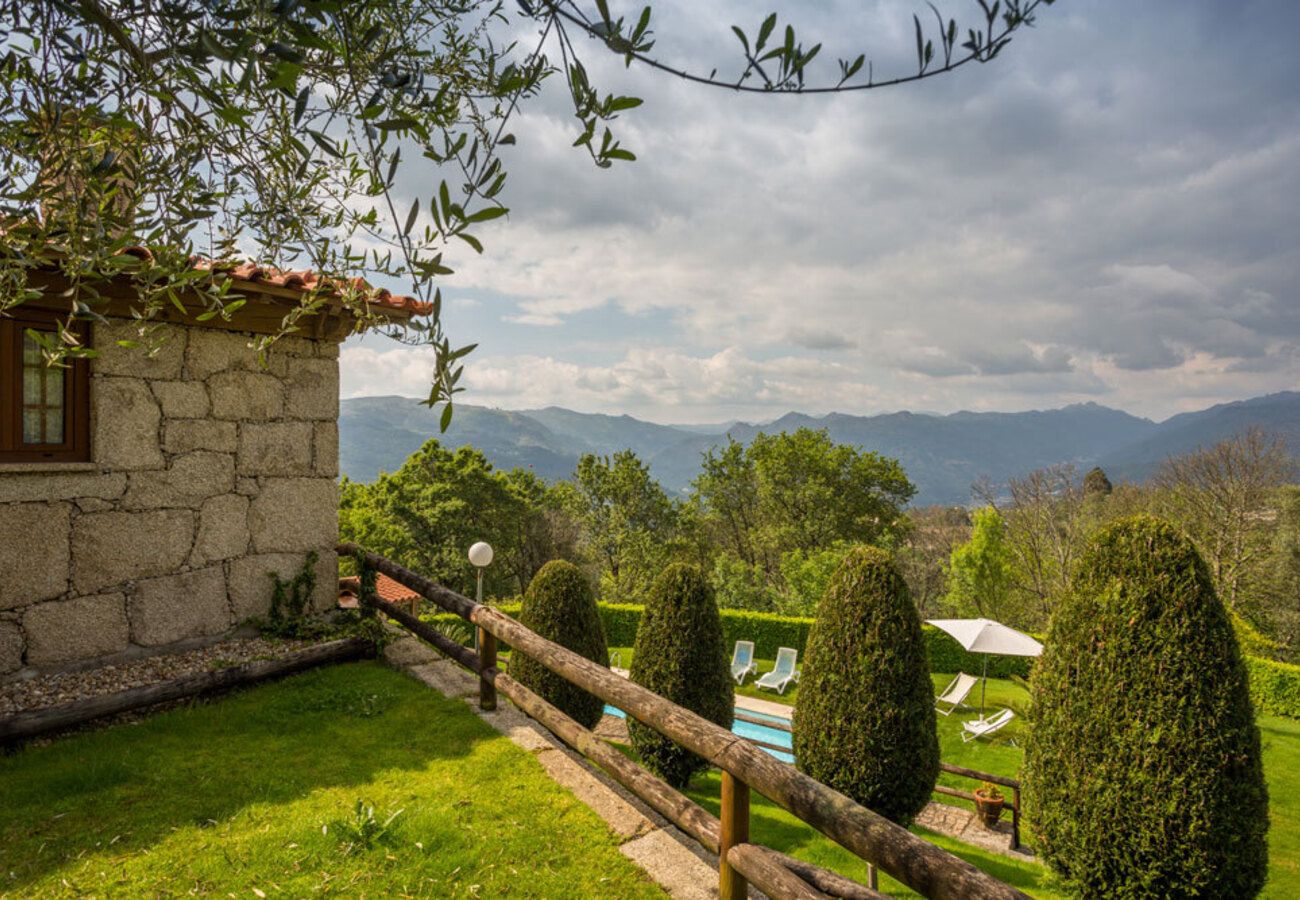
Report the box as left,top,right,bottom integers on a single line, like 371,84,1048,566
731,640,758,684
754,647,801,695
935,672,980,716
961,708,1016,743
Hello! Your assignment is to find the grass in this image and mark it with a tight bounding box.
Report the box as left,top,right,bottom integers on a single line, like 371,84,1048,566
614,645,1300,897
0,662,664,899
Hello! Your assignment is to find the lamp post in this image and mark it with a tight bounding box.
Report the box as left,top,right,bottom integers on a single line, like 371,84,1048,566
468,541,496,710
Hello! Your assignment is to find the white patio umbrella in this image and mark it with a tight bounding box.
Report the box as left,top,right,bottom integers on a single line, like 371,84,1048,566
925,618,1043,716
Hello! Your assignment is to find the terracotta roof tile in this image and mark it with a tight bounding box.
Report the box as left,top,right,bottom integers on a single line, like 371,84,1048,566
338,573,423,606
186,256,432,316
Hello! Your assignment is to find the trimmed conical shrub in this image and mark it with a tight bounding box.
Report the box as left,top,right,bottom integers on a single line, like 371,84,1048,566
629,564,734,788
792,546,939,825
510,560,609,729
1024,515,1268,897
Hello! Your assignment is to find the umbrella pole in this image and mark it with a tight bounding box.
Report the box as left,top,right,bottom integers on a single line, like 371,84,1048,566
980,656,988,717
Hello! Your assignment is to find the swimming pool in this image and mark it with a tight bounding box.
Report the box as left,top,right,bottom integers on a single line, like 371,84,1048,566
603,704,795,764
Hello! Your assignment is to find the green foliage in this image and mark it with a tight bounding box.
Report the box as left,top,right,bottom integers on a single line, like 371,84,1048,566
943,506,1014,618
1024,516,1269,898
594,602,644,648
509,561,610,729
568,450,680,602
793,547,939,825
1082,466,1113,496
710,554,780,612
1246,655,1300,719
340,441,575,598
776,543,852,616
629,564,734,788
328,800,404,854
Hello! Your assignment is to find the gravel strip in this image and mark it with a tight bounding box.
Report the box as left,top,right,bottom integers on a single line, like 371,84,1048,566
0,637,320,717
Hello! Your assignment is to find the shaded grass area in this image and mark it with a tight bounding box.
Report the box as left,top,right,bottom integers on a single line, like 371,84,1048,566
0,662,663,899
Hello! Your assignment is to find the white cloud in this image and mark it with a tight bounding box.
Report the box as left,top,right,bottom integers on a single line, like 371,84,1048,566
349,0,1300,422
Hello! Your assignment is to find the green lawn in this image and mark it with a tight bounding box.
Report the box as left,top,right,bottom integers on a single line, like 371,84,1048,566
0,662,663,899
614,646,1300,898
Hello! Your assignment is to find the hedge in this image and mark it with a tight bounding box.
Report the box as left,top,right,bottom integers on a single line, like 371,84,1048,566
425,600,1300,721
1246,655,1300,719
603,604,1033,678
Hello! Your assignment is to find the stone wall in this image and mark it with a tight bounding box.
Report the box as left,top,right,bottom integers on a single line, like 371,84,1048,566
0,320,340,679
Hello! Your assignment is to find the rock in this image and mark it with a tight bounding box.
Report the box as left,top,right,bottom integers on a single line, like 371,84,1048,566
92,377,164,470
208,370,284,420
238,422,313,476
0,503,71,610
235,477,260,497
71,509,194,593
192,494,250,563
129,567,230,646
313,422,339,477
162,420,237,454
122,451,235,510
227,551,335,620
248,478,337,552
283,357,339,420
184,328,264,380
0,471,126,504
0,620,23,674
151,380,210,419
23,593,130,666
91,320,185,379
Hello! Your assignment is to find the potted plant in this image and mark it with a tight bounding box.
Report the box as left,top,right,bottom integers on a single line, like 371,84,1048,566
974,781,1005,828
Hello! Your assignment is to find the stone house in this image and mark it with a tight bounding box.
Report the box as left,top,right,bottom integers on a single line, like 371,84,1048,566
0,258,427,679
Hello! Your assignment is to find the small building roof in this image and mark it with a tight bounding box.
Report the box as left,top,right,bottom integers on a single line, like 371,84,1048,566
338,573,422,608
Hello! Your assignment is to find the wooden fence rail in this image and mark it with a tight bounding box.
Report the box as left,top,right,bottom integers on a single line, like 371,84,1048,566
340,543,1026,900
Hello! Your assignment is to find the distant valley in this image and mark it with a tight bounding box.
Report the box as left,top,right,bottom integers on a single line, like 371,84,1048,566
339,392,1300,507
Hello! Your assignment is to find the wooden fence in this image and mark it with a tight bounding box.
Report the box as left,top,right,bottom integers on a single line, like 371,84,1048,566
340,543,1026,900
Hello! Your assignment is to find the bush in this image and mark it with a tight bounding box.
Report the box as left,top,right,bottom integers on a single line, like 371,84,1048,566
507,562,609,729
792,547,939,826
1024,516,1269,898
628,564,734,788
1246,654,1300,718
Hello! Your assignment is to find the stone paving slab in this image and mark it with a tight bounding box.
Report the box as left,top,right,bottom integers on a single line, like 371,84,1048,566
619,829,718,900
734,694,794,719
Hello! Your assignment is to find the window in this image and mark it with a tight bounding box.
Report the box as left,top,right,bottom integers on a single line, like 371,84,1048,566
1,310,90,463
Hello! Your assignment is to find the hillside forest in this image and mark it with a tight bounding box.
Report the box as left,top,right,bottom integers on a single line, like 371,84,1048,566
339,427,1300,661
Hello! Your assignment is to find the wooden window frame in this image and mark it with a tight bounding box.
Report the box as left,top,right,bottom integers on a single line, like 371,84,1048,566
0,310,91,464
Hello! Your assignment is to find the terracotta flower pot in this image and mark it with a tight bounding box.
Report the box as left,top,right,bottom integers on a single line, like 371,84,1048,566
974,790,1004,828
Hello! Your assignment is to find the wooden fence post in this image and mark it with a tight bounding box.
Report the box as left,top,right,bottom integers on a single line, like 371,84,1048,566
719,770,750,900
478,627,497,711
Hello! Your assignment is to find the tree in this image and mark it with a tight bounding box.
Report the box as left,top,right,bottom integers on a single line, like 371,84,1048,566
628,563,733,788
1154,430,1295,615
793,546,938,826
896,506,971,619
1082,466,1113,497
693,428,916,610
976,463,1089,629
749,428,915,555
2,1,1053,415
338,439,576,597
510,560,609,729
943,506,1017,622
1024,516,1268,897
567,450,677,601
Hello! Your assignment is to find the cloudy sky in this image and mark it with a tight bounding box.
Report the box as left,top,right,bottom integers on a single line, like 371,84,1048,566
342,0,1300,424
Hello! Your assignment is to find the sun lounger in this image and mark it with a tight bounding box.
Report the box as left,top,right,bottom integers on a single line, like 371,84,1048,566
935,672,980,716
731,640,758,684
754,647,801,695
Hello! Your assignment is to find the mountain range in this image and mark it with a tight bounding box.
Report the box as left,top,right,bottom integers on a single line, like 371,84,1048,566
339,392,1300,507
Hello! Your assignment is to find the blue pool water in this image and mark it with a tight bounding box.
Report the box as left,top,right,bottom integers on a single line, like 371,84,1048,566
604,704,795,764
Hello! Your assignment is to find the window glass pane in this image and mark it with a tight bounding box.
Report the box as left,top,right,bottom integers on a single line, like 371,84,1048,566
22,409,42,444
44,409,64,443
22,333,40,364
44,367,64,408
23,367,42,404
